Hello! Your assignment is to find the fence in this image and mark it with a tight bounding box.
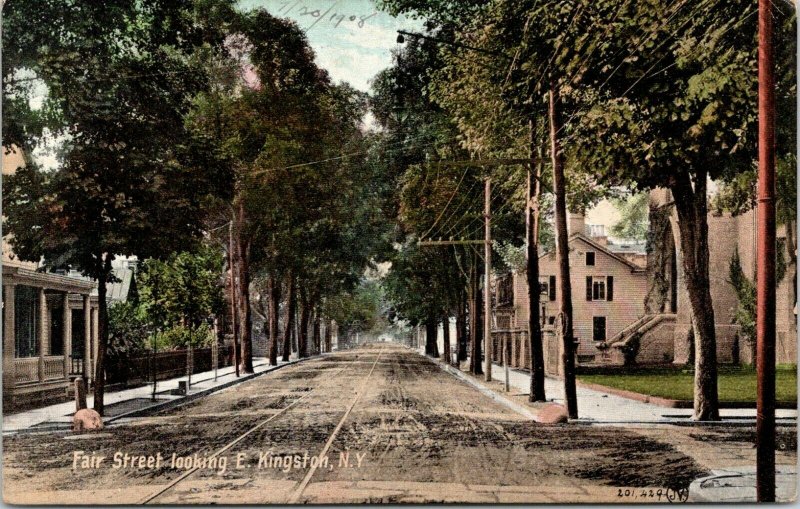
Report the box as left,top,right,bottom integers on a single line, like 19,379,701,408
106,346,232,387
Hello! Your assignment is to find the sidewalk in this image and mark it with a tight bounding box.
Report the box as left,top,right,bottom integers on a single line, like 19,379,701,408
3,356,308,434
470,356,797,424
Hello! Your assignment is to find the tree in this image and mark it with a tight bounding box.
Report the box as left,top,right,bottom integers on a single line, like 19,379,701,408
2,0,234,414
565,0,796,420
610,193,649,241
137,247,225,333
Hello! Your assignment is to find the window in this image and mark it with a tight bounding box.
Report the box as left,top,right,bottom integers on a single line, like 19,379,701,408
593,316,607,342
593,279,606,300
15,286,39,358
585,276,614,301
586,251,595,266
547,316,556,325
50,307,64,356
539,276,555,300
538,278,549,297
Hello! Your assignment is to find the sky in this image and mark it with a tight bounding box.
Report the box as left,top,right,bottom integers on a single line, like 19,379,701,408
238,0,423,93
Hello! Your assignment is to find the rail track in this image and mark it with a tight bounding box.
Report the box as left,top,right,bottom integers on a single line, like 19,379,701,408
139,346,385,505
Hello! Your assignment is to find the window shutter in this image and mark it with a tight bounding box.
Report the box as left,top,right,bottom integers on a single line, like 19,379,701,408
607,276,614,301
549,275,556,301
586,276,593,301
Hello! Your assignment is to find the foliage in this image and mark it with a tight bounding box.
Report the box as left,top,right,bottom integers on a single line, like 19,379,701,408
107,301,151,356
610,192,649,241
728,247,787,343
323,279,388,333
137,246,225,329
2,0,234,280
152,324,216,350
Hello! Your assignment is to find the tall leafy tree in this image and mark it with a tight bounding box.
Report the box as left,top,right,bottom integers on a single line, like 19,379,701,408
2,0,235,414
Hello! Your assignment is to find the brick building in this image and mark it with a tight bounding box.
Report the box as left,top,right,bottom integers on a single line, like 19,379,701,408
492,189,797,373
493,213,648,374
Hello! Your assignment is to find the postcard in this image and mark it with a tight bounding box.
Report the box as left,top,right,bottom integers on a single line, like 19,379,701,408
2,0,797,504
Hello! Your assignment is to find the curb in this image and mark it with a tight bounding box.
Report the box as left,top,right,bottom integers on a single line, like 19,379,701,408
427,356,539,421
107,355,322,423
3,355,324,435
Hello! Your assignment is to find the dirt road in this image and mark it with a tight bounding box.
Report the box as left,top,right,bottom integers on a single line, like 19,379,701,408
3,343,794,504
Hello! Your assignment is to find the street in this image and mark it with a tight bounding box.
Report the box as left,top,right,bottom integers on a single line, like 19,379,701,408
4,343,795,504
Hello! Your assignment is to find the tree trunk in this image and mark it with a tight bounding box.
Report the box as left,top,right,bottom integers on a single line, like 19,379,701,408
229,221,241,375
236,199,254,373
468,254,483,375
457,288,468,361
442,314,451,365
267,274,280,366
550,85,578,419
282,272,295,362
299,286,310,358
291,303,299,354
425,316,439,357
312,309,321,355
527,119,546,402
324,319,332,352
671,169,719,421
93,254,113,415
786,219,796,306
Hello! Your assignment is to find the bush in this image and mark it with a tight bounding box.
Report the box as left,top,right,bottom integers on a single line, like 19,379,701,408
150,324,215,350
108,301,151,357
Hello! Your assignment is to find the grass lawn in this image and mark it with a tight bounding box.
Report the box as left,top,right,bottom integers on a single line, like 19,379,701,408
578,364,797,403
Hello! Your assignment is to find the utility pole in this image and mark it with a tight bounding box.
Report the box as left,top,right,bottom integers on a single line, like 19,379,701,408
756,0,776,500
419,158,546,382
484,176,493,382
527,118,546,402
549,85,578,419
229,221,240,378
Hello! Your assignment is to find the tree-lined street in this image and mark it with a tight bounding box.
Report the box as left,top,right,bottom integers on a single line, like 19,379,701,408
4,343,795,504
1,0,797,503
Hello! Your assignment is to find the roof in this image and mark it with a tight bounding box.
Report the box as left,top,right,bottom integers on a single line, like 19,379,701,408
2,265,97,293
606,240,647,255
106,266,137,302
540,233,645,272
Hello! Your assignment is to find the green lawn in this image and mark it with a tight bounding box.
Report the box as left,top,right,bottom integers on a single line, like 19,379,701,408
578,365,797,403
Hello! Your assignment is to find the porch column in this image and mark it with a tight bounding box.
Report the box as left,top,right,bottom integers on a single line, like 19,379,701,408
92,306,99,378
3,284,16,402
63,293,72,377
38,288,47,382
83,294,91,384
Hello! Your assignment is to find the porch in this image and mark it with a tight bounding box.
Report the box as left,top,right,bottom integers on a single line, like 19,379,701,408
3,265,99,409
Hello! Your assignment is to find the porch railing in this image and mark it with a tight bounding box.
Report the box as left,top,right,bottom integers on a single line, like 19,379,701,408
15,356,67,384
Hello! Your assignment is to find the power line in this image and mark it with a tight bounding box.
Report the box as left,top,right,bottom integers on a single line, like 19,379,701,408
419,164,471,240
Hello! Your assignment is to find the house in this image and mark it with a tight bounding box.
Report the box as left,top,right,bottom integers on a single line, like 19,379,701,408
105,258,139,305
493,213,648,374
495,188,797,373
621,188,798,366
3,147,101,409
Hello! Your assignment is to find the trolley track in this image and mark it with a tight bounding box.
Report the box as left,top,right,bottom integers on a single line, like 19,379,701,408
140,346,385,504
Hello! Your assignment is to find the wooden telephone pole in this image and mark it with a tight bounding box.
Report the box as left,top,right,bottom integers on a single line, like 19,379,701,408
420,158,543,386
756,0,777,500
484,177,493,382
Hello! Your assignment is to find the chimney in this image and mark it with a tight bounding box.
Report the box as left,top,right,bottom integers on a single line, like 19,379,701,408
568,212,585,236
587,224,608,246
